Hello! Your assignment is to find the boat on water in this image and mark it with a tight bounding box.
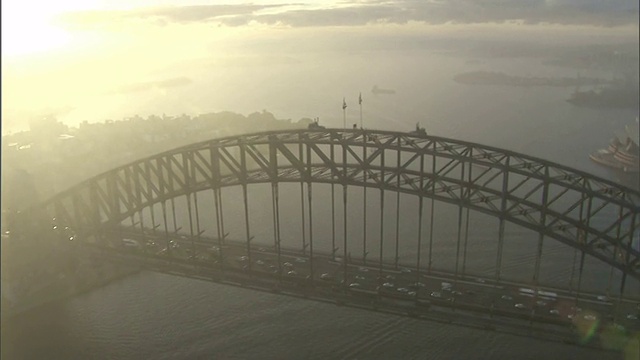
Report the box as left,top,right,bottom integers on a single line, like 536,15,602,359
371,85,396,95
589,117,639,173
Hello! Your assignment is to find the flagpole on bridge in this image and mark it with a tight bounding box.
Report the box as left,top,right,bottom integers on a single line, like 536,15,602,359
342,97,347,129
359,92,363,129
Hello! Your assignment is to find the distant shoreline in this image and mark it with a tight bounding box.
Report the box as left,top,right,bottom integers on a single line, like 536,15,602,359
453,71,609,87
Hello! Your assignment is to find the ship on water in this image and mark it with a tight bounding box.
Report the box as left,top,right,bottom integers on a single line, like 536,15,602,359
371,85,396,95
589,117,639,173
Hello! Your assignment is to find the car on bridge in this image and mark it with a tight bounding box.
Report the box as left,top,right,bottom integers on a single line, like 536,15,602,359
122,239,141,249
320,273,333,281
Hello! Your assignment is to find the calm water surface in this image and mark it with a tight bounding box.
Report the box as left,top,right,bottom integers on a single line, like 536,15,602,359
1,272,627,359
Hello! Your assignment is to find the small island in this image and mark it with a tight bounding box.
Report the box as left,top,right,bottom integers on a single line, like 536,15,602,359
453,71,609,87
566,84,640,109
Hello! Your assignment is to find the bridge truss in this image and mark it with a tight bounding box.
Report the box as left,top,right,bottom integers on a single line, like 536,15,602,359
21,129,640,294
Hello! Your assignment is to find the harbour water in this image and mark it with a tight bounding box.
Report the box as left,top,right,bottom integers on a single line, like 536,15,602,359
1,272,632,359
3,52,639,359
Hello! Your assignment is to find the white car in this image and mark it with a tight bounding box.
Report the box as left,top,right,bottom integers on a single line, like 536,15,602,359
320,273,333,280
349,283,361,288
430,291,442,298
514,303,526,309
382,282,395,288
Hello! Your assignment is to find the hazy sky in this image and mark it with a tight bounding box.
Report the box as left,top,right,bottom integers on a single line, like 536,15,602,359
1,0,638,133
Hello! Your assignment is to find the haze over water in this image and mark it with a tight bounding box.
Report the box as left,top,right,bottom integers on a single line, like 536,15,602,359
2,0,639,358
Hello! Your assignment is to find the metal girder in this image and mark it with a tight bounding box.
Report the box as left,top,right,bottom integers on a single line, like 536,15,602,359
28,128,640,281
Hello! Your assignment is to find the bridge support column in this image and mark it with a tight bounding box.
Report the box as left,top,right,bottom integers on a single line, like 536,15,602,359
530,173,549,325
272,182,282,283
573,194,592,317
161,200,171,260
569,189,588,294
243,184,252,276
495,220,505,284
461,208,471,277
427,142,436,274
574,251,586,316
300,140,307,255
305,138,315,287
462,151,473,277
454,155,467,291
300,183,307,255
213,187,225,274
494,156,510,285
619,212,637,306
342,138,349,289
331,141,337,261
395,137,401,269
610,205,626,323
379,148,386,280
194,191,202,257
363,136,368,265
186,192,195,263
415,151,425,299
331,183,337,261
343,183,349,289
137,210,144,237
607,205,625,299
308,182,314,286
170,198,179,236
149,205,156,237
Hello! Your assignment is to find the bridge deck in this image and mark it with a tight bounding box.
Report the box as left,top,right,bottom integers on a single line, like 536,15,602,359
86,229,640,348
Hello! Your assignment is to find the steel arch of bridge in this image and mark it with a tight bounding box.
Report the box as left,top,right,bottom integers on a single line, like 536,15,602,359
33,129,640,282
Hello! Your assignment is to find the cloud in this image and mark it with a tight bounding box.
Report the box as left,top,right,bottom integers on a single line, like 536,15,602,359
56,1,639,29
55,3,294,29
110,77,192,94
241,0,639,28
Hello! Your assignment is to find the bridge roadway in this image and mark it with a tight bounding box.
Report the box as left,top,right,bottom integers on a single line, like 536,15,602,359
89,229,640,346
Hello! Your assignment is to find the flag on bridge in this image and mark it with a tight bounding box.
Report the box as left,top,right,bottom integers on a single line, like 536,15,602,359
343,98,347,110
359,92,362,105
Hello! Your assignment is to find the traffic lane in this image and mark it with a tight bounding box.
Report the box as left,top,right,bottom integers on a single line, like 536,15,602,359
108,234,640,329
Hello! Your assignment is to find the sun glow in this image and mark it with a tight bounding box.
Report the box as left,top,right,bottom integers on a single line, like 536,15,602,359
1,0,103,57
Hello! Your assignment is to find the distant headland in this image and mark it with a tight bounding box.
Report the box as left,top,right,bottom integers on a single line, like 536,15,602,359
453,71,609,88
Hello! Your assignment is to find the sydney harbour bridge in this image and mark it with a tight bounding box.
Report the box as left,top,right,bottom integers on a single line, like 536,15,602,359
12,128,640,345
